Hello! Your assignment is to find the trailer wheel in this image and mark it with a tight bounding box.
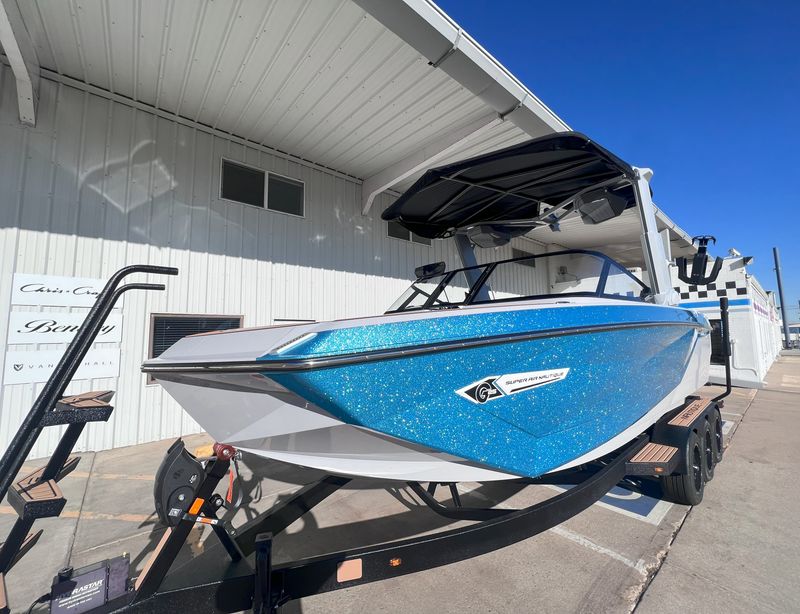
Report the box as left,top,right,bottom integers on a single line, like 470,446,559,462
700,419,715,482
710,405,724,463
660,430,704,505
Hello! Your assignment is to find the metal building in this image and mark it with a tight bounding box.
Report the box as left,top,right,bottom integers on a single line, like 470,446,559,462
671,254,783,388
0,0,695,458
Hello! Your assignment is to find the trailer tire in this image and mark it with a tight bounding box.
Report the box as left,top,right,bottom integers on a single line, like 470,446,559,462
660,429,704,505
700,419,715,482
710,406,724,463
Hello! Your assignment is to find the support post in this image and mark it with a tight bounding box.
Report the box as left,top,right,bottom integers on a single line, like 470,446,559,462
253,533,275,614
0,0,39,125
773,247,791,349
713,297,733,403
454,234,490,301
632,167,675,305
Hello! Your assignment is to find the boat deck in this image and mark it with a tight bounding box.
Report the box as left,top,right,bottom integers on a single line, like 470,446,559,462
2,355,798,613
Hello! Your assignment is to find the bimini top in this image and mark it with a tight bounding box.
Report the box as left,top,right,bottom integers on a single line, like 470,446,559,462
381,132,640,241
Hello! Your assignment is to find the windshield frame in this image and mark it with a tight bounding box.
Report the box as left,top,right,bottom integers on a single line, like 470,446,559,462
386,249,651,313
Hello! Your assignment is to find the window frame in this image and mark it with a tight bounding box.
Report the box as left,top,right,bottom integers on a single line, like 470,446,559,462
511,247,537,268
385,249,651,313
266,171,306,219
386,220,431,246
219,157,267,209
219,158,306,219
147,312,244,384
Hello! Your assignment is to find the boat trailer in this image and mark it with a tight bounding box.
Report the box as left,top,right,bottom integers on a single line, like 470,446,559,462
0,266,733,614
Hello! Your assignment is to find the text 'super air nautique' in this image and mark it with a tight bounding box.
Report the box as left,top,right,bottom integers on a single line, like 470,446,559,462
143,133,710,482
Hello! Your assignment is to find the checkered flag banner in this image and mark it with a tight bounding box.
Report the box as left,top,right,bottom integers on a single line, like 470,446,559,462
674,280,748,301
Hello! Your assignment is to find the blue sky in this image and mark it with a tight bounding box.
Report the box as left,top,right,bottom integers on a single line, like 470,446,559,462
437,0,799,321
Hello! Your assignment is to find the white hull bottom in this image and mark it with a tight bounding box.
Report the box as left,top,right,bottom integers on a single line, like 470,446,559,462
157,334,709,482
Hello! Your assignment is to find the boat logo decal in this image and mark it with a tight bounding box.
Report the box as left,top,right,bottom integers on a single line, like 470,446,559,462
456,368,570,404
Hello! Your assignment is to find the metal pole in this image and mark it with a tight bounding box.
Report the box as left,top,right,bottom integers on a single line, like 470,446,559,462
713,297,732,403
773,247,791,349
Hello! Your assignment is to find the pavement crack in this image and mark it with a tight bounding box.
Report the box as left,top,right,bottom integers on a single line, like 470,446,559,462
629,508,692,612
74,529,158,555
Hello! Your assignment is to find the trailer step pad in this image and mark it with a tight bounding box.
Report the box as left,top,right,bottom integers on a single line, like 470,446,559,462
8,479,67,520
668,398,711,428
2,531,43,571
626,443,679,476
57,390,114,408
16,457,80,487
41,390,115,426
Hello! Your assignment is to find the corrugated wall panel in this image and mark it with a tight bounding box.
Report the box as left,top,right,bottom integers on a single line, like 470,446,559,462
0,65,549,458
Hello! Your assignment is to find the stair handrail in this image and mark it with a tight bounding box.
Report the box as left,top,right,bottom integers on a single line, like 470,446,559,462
0,265,178,503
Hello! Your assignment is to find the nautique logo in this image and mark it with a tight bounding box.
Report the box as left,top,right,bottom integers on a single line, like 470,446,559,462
456,368,570,404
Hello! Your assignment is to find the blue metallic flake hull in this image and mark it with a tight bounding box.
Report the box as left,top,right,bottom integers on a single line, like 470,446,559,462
260,305,707,478
263,304,704,360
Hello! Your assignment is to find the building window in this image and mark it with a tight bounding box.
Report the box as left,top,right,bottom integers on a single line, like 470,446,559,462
149,314,242,360
512,248,536,267
387,220,431,246
221,159,265,208
268,174,304,217
221,160,305,217
709,319,726,365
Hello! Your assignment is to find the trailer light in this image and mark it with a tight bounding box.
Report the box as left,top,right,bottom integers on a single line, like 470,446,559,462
389,558,402,567
188,498,204,515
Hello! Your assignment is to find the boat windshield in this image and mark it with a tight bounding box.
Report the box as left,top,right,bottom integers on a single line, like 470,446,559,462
387,250,650,313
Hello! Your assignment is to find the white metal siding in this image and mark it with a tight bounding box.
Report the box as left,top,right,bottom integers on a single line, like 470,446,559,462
671,258,782,388
0,65,547,458
13,0,537,180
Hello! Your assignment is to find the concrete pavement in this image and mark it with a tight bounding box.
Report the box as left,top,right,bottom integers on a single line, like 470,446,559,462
635,355,800,613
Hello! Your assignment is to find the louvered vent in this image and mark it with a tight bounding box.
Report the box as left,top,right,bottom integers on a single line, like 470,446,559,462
150,315,242,358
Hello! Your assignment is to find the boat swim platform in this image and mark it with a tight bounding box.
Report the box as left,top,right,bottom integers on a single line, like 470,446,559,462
1,356,798,613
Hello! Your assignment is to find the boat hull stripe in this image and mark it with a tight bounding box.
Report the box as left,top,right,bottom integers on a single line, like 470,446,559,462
143,320,705,374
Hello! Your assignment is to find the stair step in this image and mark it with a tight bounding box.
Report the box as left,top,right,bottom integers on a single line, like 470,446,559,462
41,390,115,426
17,457,80,487
0,530,43,573
668,398,711,427
11,531,42,570
626,442,679,476
8,479,66,520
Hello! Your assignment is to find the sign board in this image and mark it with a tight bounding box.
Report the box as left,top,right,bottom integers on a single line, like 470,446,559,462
11,273,110,307
3,348,120,385
7,312,123,345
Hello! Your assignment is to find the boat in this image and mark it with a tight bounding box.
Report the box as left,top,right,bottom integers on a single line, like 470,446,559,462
142,132,711,482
